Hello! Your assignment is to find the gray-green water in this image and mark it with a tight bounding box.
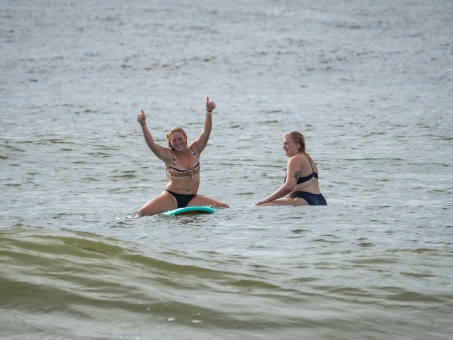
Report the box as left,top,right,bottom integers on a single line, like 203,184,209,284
1,0,452,339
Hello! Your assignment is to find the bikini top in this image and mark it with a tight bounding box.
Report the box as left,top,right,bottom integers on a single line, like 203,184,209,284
284,156,318,184
166,148,200,179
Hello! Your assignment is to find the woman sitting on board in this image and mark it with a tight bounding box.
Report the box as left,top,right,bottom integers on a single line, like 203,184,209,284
255,131,327,206
136,97,229,216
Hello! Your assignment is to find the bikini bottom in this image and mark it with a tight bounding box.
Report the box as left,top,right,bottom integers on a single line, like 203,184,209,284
165,190,196,208
290,191,327,205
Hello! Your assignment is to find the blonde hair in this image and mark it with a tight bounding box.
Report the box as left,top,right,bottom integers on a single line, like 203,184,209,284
284,131,312,161
167,127,188,150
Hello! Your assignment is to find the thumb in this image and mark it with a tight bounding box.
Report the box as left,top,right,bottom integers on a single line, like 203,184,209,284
206,97,209,105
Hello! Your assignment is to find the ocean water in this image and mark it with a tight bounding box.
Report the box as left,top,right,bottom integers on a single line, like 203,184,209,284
1,0,453,339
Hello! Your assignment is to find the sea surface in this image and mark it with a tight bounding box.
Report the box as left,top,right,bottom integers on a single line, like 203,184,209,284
1,0,453,339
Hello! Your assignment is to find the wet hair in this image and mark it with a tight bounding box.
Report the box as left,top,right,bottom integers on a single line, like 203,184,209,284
167,127,188,150
284,131,312,160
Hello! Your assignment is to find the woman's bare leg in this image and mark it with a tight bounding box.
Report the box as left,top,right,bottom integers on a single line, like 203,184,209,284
188,195,230,208
256,197,308,206
137,191,178,216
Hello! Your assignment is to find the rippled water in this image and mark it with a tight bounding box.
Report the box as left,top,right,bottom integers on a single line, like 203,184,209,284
1,0,453,339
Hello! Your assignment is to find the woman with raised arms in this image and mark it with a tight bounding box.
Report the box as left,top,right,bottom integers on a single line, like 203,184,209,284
135,97,229,216
255,131,327,206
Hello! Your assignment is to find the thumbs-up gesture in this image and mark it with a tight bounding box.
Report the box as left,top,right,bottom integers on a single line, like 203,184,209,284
137,109,146,126
206,97,216,112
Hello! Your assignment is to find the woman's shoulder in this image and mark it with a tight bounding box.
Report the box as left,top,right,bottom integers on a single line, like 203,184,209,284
288,154,305,166
161,147,175,163
291,153,307,161
188,142,201,156
290,153,315,166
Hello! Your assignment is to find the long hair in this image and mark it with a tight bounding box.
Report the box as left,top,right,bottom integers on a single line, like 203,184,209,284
167,127,188,150
284,131,312,161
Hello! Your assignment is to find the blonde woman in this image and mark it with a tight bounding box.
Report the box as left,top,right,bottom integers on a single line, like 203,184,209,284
255,131,327,206
136,97,229,216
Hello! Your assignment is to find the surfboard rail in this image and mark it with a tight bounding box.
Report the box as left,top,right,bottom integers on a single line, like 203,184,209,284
160,206,217,216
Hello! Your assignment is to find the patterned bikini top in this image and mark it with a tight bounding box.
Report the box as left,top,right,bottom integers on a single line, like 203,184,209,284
166,148,200,179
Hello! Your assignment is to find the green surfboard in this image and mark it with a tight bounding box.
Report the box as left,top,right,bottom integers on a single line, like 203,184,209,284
160,206,217,216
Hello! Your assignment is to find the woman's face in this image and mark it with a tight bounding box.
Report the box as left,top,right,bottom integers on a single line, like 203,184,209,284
169,131,187,151
282,136,299,157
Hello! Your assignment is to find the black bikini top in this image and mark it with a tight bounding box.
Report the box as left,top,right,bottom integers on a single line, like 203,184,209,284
284,156,318,184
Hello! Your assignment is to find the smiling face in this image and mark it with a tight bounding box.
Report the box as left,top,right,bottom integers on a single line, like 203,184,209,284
282,135,301,157
168,131,187,151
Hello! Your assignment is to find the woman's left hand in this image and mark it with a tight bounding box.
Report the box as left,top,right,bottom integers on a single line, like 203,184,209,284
206,97,216,112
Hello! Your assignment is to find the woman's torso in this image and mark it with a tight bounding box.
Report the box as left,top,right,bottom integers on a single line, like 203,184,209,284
165,147,201,194
290,153,322,195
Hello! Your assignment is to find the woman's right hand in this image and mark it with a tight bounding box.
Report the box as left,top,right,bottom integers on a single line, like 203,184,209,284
137,109,146,126
206,97,216,112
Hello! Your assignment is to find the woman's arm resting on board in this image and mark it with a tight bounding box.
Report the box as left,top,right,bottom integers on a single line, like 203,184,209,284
254,157,301,205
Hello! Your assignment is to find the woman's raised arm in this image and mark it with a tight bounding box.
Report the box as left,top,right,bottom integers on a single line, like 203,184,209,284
137,109,171,162
191,97,215,154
